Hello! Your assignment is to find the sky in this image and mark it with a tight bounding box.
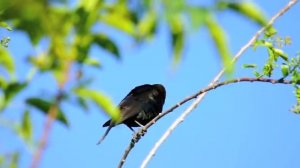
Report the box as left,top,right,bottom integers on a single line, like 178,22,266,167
1,0,300,168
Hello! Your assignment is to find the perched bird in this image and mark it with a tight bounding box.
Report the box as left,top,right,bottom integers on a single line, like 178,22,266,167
97,84,166,145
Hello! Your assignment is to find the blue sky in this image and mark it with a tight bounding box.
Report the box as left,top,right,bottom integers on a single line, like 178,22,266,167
1,1,300,168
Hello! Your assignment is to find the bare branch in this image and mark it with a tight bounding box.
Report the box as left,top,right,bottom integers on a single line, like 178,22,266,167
30,62,71,168
140,1,299,167
117,77,295,167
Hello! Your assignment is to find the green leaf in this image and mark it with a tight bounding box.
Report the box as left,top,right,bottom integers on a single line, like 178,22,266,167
0,47,14,75
99,4,135,35
254,71,262,78
83,58,101,68
26,98,69,127
205,13,233,73
243,64,257,68
2,82,27,110
0,37,10,47
93,34,120,58
263,63,273,77
292,71,300,84
137,11,157,38
187,7,208,29
291,104,300,114
0,21,13,31
281,64,289,77
20,110,32,142
169,15,184,65
74,88,121,122
273,48,288,61
218,1,267,26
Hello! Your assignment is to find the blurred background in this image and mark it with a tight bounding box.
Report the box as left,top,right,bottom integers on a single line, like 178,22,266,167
0,0,300,168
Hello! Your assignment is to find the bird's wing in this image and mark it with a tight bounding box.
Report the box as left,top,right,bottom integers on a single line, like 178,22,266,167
118,85,154,122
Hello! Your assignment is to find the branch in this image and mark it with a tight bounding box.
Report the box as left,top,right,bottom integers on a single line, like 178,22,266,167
140,1,299,167
118,0,299,167
118,77,294,168
29,62,71,168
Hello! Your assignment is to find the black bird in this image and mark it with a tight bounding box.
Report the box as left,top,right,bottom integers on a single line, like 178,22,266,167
97,84,166,145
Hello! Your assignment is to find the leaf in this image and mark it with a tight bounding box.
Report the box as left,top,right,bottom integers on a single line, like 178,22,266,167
26,98,69,127
243,64,257,68
187,6,208,29
292,71,300,84
0,37,10,47
0,21,13,31
93,34,120,58
137,11,157,39
217,1,267,26
273,48,288,61
3,82,27,109
99,4,135,35
74,88,121,122
83,58,101,68
205,13,233,73
20,110,32,142
281,64,289,78
0,47,14,75
169,15,184,65
263,63,273,77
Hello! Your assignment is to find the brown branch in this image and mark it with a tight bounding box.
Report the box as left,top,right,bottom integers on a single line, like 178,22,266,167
29,94,62,168
140,0,298,167
118,77,294,168
29,61,71,168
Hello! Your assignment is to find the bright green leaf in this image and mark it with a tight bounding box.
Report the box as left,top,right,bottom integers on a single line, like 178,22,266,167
273,48,288,61
137,11,157,38
20,110,32,142
281,64,289,77
187,7,208,29
169,15,184,65
263,63,273,77
99,6,135,35
205,13,233,73
74,88,121,122
218,1,267,26
26,98,69,127
0,21,13,31
0,47,14,75
83,58,101,68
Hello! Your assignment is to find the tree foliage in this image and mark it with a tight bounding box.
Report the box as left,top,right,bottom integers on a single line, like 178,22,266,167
0,0,298,167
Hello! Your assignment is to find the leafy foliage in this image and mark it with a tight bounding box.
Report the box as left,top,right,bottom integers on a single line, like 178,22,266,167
0,0,296,167
244,34,300,113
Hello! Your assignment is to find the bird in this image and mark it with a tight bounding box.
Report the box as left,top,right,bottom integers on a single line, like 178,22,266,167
97,84,166,145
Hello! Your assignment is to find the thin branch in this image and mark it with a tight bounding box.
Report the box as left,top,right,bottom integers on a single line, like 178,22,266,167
118,77,294,168
117,0,299,167
29,61,71,168
140,0,298,167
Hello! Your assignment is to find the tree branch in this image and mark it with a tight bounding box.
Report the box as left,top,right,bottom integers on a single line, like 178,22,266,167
29,61,71,168
117,1,299,167
140,0,299,167
118,77,294,168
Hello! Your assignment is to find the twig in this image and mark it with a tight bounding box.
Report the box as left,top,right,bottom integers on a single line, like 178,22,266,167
29,61,71,168
29,94,61,168
117,77,294,167
140,1,298,167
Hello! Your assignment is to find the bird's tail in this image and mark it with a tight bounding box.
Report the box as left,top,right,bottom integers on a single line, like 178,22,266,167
96,125,113,145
